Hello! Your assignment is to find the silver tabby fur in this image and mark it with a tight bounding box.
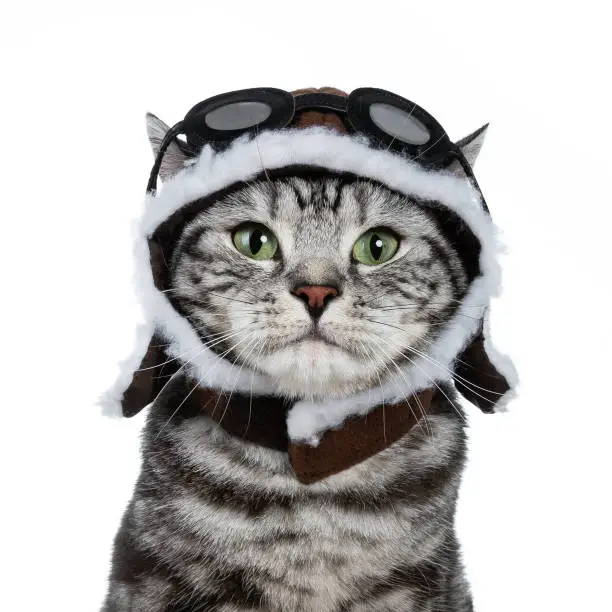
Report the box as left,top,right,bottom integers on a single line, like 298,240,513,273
103,175,475,611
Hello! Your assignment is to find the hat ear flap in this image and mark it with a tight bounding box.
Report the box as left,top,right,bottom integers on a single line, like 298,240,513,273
453,320,517,413
100,328,178,418
120,338,166,417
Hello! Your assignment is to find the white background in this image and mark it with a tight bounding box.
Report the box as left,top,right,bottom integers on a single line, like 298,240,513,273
1,2,611,610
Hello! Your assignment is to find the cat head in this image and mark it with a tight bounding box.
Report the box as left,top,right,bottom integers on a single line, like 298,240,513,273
164,171,475,401
101,89,516,443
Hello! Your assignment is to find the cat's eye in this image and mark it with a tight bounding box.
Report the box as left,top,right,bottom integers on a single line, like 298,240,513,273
353,228,399,266
232,223,278,260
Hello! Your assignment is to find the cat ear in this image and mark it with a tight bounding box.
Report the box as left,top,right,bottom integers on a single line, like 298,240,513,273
456,123,488,167
446,123,489,177
146,112,192,181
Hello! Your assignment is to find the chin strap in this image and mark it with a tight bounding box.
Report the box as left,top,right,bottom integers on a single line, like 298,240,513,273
168,382,438,485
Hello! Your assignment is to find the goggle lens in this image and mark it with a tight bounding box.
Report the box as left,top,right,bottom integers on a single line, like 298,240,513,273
368,103,430,145
204,101,273,131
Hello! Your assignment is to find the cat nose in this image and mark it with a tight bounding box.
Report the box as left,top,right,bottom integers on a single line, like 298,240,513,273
292,285,339,319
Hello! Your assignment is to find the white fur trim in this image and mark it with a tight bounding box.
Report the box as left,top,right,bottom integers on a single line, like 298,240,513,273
105,127,516,438
481,308,519,413
141,128,482,236
98,322,154,417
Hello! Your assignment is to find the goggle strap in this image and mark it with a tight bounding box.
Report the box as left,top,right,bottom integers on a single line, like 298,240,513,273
293,92,347,114
146,121,186,194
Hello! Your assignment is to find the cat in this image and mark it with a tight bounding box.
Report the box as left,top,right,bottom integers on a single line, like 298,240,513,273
102,111,494,611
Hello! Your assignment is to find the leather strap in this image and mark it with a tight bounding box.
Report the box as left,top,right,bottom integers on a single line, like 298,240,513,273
189,385,436,484
289,389,435,484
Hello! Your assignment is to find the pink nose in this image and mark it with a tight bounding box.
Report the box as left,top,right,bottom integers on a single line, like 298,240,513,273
293,285,339,311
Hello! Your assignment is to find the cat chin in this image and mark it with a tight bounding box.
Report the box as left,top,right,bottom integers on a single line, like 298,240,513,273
253,340,376,399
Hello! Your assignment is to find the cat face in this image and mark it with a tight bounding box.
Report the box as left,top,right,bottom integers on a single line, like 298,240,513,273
167,173,471,400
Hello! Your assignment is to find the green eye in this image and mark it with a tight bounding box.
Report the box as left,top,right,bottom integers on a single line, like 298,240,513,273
353,228,399,265
232,223,278,260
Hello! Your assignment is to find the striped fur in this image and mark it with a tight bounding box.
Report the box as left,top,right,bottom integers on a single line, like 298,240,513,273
104,174,477,611
167,173,473,402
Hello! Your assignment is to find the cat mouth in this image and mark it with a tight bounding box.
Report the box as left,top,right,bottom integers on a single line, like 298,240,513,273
299,328,343,349
267,326,348,353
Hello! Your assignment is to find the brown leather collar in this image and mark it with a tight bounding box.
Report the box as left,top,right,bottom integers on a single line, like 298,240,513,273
189,385,436,484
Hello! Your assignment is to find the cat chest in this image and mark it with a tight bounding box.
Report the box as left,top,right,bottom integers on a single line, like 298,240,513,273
169,491,426,610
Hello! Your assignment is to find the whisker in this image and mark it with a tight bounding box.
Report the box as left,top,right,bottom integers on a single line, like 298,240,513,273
255,125,273,187
208,333,263,422
245,337,271,439
368,329,467,424
238,287,262,302
162,286,255,306
154,329,260,439
188,325,258,354
375,303,484,313
411,132,446,161
144,325,254,385
385,134,397,152
364,317,499,405
357,338,374,426
359,332,427,438
365,332,434,438
144,344,212,419
361,296,486,311
207,292,254,305
217,334,263,428
359,338,388,437
371,310,481,322
133,347,198,372
404,338,504,400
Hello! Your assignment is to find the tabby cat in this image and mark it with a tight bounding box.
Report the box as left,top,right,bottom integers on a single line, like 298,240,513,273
102,112,496,611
